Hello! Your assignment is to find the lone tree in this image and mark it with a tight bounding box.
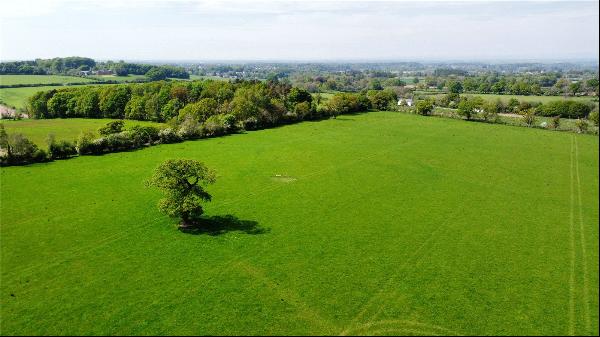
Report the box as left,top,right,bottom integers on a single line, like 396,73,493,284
146,159,216,228
415,99,434,116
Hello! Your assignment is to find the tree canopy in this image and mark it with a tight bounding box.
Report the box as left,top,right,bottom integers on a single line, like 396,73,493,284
146,159,216,228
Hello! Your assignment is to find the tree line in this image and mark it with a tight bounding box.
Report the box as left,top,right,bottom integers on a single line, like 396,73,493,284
2,80,398,166
0,57,189,80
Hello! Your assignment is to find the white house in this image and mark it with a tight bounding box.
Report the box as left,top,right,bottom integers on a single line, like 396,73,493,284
398,98,413,107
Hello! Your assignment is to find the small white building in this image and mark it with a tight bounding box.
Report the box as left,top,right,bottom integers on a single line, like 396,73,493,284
398,98,413,107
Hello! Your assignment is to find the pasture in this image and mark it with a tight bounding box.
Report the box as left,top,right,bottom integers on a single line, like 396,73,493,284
0,84,106,109
1,112,598,335
415,90,598,105
0,75,96,86
87,74,148,82
0,118,165,146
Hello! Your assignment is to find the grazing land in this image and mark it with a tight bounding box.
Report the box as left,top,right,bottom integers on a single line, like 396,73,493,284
415,91,598,104
87,74,148,82
0,84,105,109
0,75,96,86
0,119,165,146
1,112,598,335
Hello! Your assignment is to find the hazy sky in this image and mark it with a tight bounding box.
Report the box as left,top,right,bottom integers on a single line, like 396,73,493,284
0,0,598,61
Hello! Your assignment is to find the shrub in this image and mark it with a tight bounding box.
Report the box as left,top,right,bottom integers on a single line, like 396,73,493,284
76,131,97,155
46,134,77,159
203,114,229,137
98,120,125,136
128,125,160,145
415,99,434,116
575,119,588,133
177,116,203,139
1,133,47,165
158,128,182,144
242,117,259,130
589,110,599,126
522,109,537,127
551,116,561,129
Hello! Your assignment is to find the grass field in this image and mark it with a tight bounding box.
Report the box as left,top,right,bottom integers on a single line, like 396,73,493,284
0,84,107,109
0,75,96,86
87,74,148,82
0,118,165,146
414,90,598,104
1,112,598,335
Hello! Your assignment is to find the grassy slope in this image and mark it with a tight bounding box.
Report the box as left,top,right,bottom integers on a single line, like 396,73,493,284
0,119,165,146
0,75,96,86
1,112,598,335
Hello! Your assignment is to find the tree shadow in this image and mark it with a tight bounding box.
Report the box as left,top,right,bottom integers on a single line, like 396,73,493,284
179,214,269,236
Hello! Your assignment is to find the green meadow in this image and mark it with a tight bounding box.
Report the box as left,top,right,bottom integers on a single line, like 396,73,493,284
0,118,165,146
1,112,598,335
0,84,108,109
0,75,96,86
415,90,598,105
87,74,148,82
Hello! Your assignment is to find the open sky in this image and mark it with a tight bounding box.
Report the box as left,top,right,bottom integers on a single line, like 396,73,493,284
0,0,598,62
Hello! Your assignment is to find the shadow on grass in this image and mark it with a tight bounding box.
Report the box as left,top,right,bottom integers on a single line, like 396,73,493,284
179,214,269,236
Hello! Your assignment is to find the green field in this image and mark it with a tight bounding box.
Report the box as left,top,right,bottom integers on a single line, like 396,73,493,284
0,84,107,109
0,118,165,146
415,91,598,104
1,112,598,335
0,75,96,86
87,74,148,82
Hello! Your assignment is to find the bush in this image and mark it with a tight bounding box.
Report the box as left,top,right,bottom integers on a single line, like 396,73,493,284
177,116,203,139
203,114,229,137
575,119,588,133
46,134,77,159
589,110,599,126
158,128,182,144
551,116,561,129
98,120,125,136
128,125,160,145
76,131,98,155
522,109,537,127
1,133,47,166
415,99,434,116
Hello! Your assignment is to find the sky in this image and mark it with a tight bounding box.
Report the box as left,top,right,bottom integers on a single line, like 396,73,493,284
0,0,598,62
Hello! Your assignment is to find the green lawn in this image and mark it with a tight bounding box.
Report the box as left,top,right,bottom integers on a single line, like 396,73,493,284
1,112,598,335
0,118,165,146
0,75,96,86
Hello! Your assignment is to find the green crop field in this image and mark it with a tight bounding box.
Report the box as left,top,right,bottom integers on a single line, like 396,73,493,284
0,75,96,86
0,119,165,146
1,112,598,335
